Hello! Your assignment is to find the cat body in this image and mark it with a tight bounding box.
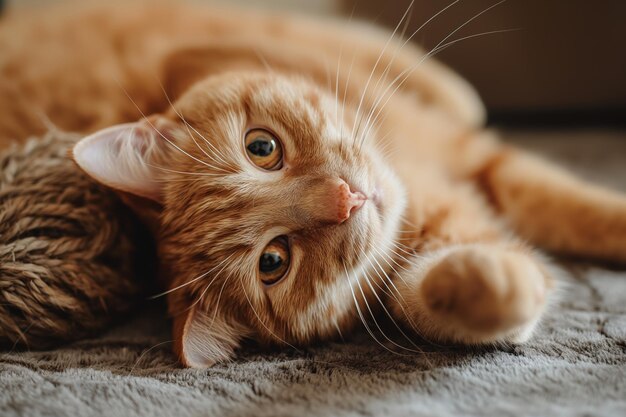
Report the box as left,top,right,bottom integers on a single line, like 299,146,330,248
2,2,625,367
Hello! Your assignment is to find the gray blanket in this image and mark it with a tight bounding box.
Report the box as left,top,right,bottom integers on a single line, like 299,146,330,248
1,130,625,417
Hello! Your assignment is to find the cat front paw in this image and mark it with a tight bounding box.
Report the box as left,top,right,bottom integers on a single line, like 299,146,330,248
419,246,548,342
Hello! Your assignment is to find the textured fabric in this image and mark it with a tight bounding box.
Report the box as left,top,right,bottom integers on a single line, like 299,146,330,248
0,132,145,348
0,130,625,417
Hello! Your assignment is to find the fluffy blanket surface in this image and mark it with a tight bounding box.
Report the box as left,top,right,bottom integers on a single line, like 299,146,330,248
1,131,625,417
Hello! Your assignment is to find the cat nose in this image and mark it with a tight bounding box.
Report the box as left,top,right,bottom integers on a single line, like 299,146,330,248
299,177,367,226
329,178,367,224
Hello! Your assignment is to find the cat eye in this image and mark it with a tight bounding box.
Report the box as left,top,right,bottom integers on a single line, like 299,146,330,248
244,128,283,170
259,236,290,285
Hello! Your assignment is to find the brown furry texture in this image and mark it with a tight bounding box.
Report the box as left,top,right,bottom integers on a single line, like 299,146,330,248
2,1,626,367
0,131,145,348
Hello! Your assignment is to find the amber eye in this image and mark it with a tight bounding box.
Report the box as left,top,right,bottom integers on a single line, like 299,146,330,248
245,128,283,170
259,236,290,285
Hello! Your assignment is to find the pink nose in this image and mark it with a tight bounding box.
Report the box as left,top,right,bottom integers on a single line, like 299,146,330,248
333,179,367,223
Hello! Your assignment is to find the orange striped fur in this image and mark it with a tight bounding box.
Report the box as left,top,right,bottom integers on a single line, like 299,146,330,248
2,2,625,367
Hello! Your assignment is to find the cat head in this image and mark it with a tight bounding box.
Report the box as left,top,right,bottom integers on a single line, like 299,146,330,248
73,72,405,367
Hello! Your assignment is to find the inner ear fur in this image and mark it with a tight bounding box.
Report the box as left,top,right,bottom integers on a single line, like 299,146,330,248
71,115,182,233
172,302,250,368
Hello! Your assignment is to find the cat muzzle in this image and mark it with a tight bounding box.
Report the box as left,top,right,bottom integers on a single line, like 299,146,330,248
320,178,367,224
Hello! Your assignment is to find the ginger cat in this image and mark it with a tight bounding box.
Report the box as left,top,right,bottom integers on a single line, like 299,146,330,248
1,2,625,368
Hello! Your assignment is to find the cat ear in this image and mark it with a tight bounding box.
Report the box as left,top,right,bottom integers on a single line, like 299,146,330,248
72,117,177,202
173,304,247,368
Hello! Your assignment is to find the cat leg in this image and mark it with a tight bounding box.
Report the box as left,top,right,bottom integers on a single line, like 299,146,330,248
389,243,552,345
476,147,626,263
387,173,553,345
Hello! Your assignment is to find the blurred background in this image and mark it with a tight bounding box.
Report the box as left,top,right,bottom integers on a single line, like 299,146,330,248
349,0,626,124
5,0,626,185
8,0,624,125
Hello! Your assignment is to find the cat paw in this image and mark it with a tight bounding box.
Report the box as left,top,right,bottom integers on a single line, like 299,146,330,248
420,246,547,338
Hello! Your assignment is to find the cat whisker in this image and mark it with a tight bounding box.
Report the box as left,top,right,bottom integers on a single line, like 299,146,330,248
154,75,235,166
370,240,419,290
208,264,238,330
353,266,411,356
369,244,441,347
178,123,233,173
374,130,398,160
375,244,413,273
6,321,35,353
376,128,397,144
385,248,427,273
155,79,236,171
339,51,357,144
388,248,418,267
350,0,416,148
373,240,416,267
238,274,301,352
184,127,239,173
362,242,415,315
429,0,509,63
380,146,401,162
346,240,414,353
353,3,414,147
323,58,334,103
152,177,212,186
148,253,236,299
371,243,448,350
332,317,345,342
356,0,461,148
360,4,513,145
182,117,236,168
389,239,420,257
252,47,275,73
369,243,411,283
361,264,396,300
128,339,174,375
34,110,62,136
399,214,422,230
146,162,225,178
332,3,362,145
114,76,233,173
333,3,358,135
374,139,402,163
363,29,518,147
184,254,235,313
168,257,238,338
372,0,459,96
363,270,432,358
343,264,403,356
127,125,229,177
360,248,429,354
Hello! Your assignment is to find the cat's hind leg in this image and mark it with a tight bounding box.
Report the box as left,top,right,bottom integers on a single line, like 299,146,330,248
475,146,626,263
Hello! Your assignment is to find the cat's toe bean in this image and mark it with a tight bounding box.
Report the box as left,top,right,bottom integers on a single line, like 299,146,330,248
420,246,547,336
